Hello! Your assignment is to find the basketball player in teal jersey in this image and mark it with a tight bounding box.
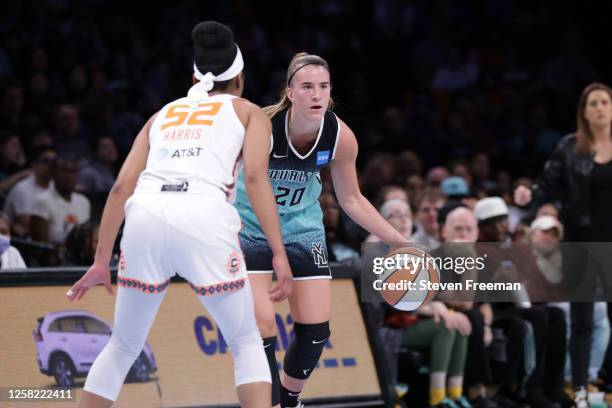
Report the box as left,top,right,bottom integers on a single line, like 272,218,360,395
234,53,407,408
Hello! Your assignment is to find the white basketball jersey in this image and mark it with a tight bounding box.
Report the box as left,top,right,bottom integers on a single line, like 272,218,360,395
135,92,244,201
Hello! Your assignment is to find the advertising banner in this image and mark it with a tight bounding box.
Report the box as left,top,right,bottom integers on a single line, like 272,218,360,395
0,279,380,407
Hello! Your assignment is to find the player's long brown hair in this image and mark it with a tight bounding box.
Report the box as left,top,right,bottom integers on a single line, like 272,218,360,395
264,52,334,118
576,82,612,155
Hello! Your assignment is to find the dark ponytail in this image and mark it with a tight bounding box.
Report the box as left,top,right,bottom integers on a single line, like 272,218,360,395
192,21,238,91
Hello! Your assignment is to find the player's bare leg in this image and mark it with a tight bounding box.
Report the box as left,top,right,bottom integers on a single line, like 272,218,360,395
250,273,281,407
237,381,272,408
78,391,113,408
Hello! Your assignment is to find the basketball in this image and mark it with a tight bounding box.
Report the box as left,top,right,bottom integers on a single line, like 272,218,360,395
378,246,440,311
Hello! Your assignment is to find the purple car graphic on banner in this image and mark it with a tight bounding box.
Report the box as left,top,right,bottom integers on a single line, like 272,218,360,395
33,310,157,387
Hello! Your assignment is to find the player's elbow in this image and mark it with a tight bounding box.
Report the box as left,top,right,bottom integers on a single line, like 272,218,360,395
109,181,133,198
337,192,361,210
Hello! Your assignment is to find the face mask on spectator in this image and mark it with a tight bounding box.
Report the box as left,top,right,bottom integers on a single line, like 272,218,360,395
0,234,10,255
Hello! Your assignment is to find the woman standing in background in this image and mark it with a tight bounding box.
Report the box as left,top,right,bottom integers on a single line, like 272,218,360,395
515,82,612,408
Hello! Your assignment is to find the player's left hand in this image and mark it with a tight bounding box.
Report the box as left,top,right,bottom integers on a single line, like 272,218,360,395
66,263,114,302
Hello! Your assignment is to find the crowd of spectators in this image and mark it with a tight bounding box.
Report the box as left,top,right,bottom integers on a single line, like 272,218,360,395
0,0,608,259
325,160,610,407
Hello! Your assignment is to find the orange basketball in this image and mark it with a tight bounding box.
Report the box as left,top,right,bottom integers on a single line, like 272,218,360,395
378,246,440,311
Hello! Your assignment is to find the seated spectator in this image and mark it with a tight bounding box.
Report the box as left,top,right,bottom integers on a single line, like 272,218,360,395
431,48,479,92
30,156,90,247
411,188,446,250
433,203,502,407
0,211,26,269
475,198,570,408
0,83,24,130
394,149,423,185
77,135,118,193
52,103,91,160
441,176,478,209
512,219,530,245
375,185,409,209
385,301,473,408
29,130,54,150
406,174,425,200
346,184,409,250
426,166,450,188
449,160,473,190
366,199,413,242
320,192,359,264
471,153,497,194
474,197,512,245
3,144,56,237
64,221,99,266
536,203,559,219
528,216,564,287
0,132,29,196
441,176,469,200
529,216,611,398
435,204,480,288
359,152,396,201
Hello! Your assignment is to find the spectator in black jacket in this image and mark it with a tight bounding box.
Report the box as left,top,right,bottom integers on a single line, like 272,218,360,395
515,82,612,407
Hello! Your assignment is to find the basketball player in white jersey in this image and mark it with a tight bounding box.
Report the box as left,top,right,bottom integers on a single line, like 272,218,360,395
66,21,292,408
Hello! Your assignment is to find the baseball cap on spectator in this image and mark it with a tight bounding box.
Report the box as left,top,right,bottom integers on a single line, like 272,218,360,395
441,176,469,198
437,201,467,225
530,215,563,239
473,197,508,222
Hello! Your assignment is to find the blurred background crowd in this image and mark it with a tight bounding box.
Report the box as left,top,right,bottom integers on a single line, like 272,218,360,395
2,1,612,407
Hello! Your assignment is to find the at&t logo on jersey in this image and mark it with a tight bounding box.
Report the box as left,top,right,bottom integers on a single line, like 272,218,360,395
156,147,203,160
156,148,170,160
171,147,204,158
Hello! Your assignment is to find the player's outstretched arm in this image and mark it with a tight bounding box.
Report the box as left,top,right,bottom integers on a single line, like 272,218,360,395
237,100,293,302
66,114,156,302
330,120,407,244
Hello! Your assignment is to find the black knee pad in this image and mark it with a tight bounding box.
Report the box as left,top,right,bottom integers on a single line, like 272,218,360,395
283,321,331,380
263,337,280,406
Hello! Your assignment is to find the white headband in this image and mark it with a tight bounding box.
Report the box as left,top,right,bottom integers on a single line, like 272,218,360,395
188,44,244,98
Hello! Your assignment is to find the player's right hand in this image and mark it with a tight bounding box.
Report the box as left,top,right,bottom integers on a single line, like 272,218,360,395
513,185,532,206
66,263,113,302
269,254,293,303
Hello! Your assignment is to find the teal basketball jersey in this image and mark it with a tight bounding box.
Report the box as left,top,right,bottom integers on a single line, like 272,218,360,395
235,108,340,238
